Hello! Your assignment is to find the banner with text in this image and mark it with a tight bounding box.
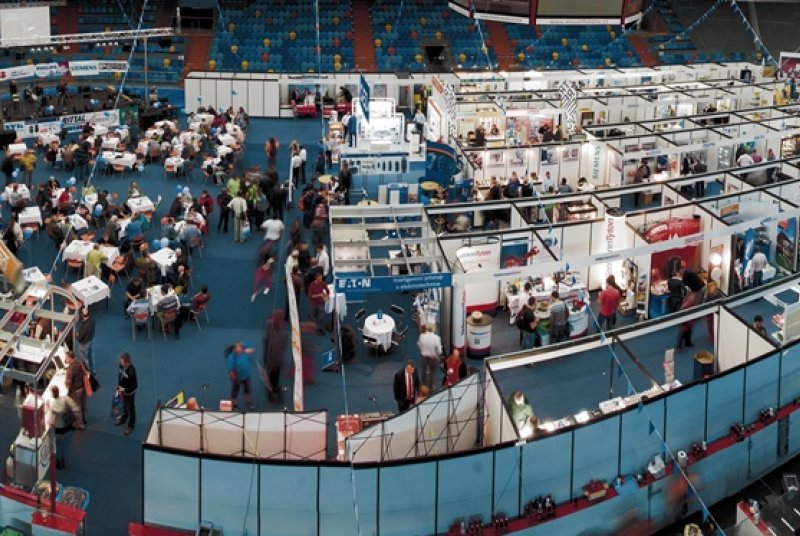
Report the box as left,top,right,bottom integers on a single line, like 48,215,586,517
5,109,121,139
286,263,304,412
359,72,370,122
335,272,452,298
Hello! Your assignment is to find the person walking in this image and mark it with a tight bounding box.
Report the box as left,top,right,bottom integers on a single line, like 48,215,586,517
517,297,540,350
251,255,275,302
47,385,81,469
548,291,569,343
226,342,255,410
442,349,467,388
19,149,36,188
64,351,87,429
115,352,138,436
265,137,279,170
339,161,352,205
216,188,232,233
76,306,96,373
417,324,443,391
263,313,287,403
228,192,249,243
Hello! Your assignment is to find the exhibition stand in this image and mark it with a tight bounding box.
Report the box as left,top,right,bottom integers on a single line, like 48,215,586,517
0,283,88,535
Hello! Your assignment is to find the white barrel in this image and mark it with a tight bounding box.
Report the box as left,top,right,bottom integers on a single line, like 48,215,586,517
466,311,493,358
677,450,688,468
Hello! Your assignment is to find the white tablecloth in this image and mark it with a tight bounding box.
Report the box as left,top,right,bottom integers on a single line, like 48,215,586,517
217,133,236,146
37,133,59,145
146,285,179,314
6,184,31,201
150,247,176,277
18,206,42,226
324,284,347,318
102,137,120,150
195,113,214,124
68,214,89,230
83,193,98,212
216,145,233,157
8,143,26,155
92,125,108,136
137,140,150,154
62,240,118,268
127,196,154,213
117,217,131,239
70,275,109,306
165,157,184,171
363,314,395,352
103,151,136,169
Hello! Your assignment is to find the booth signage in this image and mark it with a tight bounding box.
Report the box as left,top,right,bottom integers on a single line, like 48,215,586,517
5,110,121,139
335,272,452,295
359,73,370,122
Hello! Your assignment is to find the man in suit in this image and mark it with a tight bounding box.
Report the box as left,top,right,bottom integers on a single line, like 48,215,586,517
393,360,420,412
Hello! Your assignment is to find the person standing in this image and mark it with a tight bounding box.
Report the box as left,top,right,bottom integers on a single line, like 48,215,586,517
518,297,539,349
116,352,138,436
393,360,420,412
216,188,232,233
442,349,468,388
47,385,81,469
307,271,329,335
347,112,358,148
265,137,279,170
227,192,249,243
417,324,443,391
64,351,87,429
667,269,686,313
548,291,569,343
19,149,36,188
338,161,352,205
226,342,255,411
748,246,769,287
413,107,426,148
753,315,768,338
76,307,96,373
291,149,302,187
597,275,623,332
299,144,308,185
73,143,89,184
315,244,330,280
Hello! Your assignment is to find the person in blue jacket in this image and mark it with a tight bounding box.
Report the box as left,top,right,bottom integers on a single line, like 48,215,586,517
226,341,256,411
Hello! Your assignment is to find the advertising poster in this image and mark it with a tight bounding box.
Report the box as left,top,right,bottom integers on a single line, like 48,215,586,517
776,217,797,272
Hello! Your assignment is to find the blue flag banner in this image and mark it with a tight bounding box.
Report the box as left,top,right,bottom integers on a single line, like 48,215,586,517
616,364,623,378
359,73,370,122
637,401,643,414
648,422,655,435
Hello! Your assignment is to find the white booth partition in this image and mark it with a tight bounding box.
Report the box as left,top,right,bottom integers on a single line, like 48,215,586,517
346,374,481,462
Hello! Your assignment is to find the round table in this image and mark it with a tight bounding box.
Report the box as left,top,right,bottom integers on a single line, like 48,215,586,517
363,313,395,352
319,174,334,185
358,199,379,206
420,181,440,195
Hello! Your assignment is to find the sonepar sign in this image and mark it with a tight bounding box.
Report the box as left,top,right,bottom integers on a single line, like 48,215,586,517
335,273,452,297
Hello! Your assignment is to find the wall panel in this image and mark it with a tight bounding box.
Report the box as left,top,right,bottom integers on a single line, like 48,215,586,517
378,462,436,535
521,432,572,503
319,466,378,536
706,369,745,441
437,452,493,533
200,460,258,535
572,417,620,494
619,399,665,476
744,353,780,424
664,384,706,452
260,465,317,535
143,451,199,530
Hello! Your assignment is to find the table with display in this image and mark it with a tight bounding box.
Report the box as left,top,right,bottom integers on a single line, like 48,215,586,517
22,267,47,285
164,157,184,174
362,313,395,352
8,143,27,156
102,137,120,150
127,195,155,214
5,183,30,201
69,275,110,307
62,240,118,268
102,151,137,169
150,247,176,277
17,206,42,226
68,213,89,232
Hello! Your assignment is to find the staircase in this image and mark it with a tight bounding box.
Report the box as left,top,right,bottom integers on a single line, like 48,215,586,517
351,0,376,71
56,0,80,48
485,21,515,71
182,34,213,76
627,34,660,67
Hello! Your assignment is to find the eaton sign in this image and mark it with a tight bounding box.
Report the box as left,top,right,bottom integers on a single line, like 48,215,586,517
335,273,452,296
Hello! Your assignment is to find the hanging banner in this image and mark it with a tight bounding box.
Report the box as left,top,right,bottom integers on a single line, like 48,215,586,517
558,80,578,135
335,272,452,297
67,60,100,76
359,72,370,122
35,62,69,78
286,263,304,412
4,109,121,139
0,64,35,80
